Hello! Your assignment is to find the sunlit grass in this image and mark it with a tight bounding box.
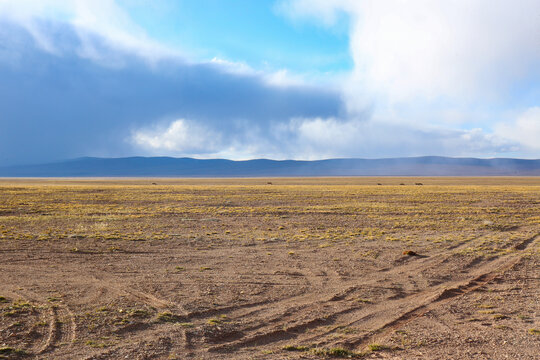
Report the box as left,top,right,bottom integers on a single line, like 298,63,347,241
0,180,538,260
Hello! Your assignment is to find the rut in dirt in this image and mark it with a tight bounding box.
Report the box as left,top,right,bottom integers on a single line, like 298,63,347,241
203,233,539,354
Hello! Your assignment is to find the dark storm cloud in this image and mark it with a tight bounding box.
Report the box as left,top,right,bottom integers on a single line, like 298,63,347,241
0,21,343,165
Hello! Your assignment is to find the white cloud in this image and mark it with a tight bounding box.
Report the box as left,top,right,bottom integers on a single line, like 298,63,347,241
208,57,309,88
264,69,307,87
132,119,221,155
208,57,256,76
131,119,279,160
0,0,181,63
495,107,540,154
277,0,540,158
282,0,540,106
281,117,515,159
131,116,517,161
0,1,323,83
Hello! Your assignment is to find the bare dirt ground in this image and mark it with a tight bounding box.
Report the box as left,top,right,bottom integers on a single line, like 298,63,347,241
0,177,538,359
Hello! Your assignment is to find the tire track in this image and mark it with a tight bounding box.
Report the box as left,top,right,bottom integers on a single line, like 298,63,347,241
87,272,184,313
38,303,76,354
331,233,539,351
202,233,538,354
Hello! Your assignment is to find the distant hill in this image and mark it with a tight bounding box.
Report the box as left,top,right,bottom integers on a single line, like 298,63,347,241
0,156,539,177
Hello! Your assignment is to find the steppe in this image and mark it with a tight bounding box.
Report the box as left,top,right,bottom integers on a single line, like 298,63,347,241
0,178,538,359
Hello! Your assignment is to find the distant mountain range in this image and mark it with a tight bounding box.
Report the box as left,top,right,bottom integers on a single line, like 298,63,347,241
0,156,539,177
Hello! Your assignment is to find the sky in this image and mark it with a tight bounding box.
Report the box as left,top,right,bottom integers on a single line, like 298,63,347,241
0,0,539,165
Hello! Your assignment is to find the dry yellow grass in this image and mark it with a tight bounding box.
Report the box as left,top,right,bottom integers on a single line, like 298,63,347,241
0,178,538,359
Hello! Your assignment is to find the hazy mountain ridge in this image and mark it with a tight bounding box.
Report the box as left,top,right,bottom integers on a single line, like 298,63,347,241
0,156,539,177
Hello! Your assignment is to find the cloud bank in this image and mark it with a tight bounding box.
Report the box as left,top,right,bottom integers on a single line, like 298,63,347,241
0,19,341,164
0,0,538,165
280,0,540,102
279,0,540,156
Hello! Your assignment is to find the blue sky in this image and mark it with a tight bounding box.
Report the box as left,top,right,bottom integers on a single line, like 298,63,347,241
0,0,539,165
120,0,352,73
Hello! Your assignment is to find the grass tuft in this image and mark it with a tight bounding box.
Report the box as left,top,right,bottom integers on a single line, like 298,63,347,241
312,347,363,358
283,345,309,352
368,343,388,351
0,347,26,356
156,312,183,323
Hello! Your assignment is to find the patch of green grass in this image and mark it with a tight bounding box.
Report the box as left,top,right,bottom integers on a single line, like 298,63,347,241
311,347,362,358
528,328,540,335
3,300,33,317
0,347,26,356
128,309,152,318
283,345,309,352
85,340,110,348
199,267,211,271
336,326,359,334
493,314,509,320
368,343,388,351
477,310,495,314
356,298,372,304
156,312,183,323
476,303,494,309
10,301,31,310
0,296,9,303
207,316,228,325
518,314,532,322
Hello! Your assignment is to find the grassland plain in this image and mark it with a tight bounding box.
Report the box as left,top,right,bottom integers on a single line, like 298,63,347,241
0,177,538,359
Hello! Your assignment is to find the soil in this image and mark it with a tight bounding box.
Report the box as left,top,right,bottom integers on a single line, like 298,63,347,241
0,178,538,359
